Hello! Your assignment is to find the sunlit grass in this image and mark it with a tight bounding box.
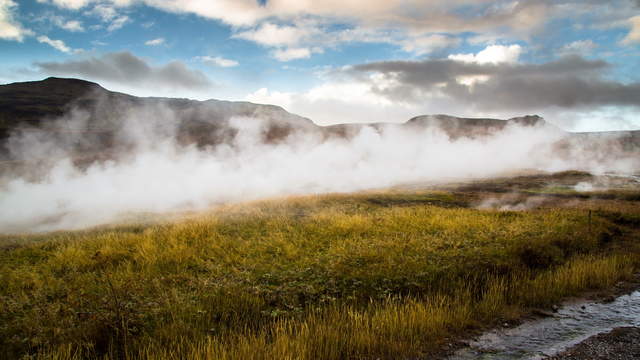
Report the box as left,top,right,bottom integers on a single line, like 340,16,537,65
1,190,639,359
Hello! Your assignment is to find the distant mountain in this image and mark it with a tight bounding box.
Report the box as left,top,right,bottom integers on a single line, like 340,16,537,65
1,77,638,168
404,114,560,138
0,77,318,146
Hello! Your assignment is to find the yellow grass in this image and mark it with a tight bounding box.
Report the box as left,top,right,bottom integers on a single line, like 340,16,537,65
1,191,639,359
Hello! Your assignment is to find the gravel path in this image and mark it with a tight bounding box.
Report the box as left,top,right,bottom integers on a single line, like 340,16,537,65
547,327,640,360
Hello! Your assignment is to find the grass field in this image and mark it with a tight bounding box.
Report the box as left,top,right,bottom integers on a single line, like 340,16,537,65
1,172,640,359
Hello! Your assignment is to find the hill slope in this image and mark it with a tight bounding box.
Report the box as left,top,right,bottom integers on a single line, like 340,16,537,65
0,77,319,148
0,77,556,144
1,77,638,168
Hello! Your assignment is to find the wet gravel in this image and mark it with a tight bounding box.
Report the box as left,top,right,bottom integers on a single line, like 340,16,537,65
547,327,640,360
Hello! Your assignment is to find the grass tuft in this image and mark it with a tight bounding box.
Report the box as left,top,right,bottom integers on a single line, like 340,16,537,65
1,190,639,359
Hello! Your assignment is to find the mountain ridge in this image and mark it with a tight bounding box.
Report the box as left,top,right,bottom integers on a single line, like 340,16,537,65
1,77,638,170
5,77,638,134
0,77,553,133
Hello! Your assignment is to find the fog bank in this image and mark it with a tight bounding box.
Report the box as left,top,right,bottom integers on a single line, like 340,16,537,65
1,104,638,233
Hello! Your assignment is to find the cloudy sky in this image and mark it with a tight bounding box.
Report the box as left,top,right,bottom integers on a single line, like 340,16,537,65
1,0,640,131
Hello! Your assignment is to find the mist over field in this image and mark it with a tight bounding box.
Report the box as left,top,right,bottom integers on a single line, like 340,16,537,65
1,100,638,233
4,2,640,359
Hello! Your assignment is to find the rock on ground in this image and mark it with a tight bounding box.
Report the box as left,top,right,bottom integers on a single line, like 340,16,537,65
548,327,640,360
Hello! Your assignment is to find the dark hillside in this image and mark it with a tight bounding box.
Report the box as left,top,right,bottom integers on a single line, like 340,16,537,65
1,77,638,171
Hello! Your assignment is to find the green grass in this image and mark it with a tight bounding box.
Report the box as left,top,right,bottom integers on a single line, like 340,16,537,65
1,191,640,359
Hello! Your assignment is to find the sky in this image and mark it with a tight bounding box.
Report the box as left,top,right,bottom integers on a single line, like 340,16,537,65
1,0,640,131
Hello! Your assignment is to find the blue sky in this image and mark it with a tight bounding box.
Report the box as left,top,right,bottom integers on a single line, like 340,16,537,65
1,0,640,130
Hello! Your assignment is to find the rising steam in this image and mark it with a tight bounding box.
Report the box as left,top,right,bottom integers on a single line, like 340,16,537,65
0,102,638,233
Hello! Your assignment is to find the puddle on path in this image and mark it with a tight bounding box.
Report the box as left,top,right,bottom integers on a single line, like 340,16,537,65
449,291,640,360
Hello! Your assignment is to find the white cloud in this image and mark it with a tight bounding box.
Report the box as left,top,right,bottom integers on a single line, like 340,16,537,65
38,0,543,34
271,47,315,61
135,0,267,26
400,34,461,56
39,0,134,9
621,15,640,45
34,0,613,62
448,44,522,64
196,55,239,67
245,74,416,125
37,35,79,54
246,85,418,125
455,74,490,87
234,22,314,46
560,39,597,55
551,106,640,132
305,76,395,106
32,0,636,45
61,19,84,31
0,0,33,41
145,37,165,46
45,15,85,32
245,63,640,131
88,4,117,20
234,21,463,61
91,39,107,46
83,3,129,31
106,15,129,31
44,0,91,10
234,22,335,61
233,22,464,60
35,51,213,98
246,87,294,108
334,26,391,44
232,18,469,62
466,33,502,45
261,0,549,36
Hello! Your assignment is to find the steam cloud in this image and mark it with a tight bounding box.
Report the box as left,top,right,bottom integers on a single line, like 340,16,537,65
0,102,638,233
